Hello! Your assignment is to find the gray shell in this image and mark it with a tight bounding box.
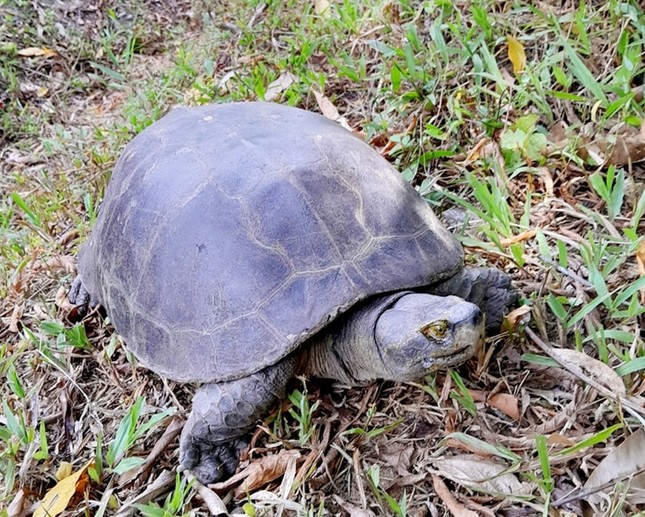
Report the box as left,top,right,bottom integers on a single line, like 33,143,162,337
77,102,463,383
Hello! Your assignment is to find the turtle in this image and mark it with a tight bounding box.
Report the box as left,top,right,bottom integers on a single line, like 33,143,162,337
69,101,516,484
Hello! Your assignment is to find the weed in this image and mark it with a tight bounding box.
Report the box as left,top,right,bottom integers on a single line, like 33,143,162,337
365,464,408,517
288,385,320,445
106,396,174,473
134,472,194,517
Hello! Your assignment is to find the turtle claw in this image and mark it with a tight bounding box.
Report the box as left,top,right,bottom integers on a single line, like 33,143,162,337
179,430,248,485
68,275,98,314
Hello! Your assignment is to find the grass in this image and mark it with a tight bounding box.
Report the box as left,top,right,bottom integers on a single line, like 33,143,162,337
1,0,645,515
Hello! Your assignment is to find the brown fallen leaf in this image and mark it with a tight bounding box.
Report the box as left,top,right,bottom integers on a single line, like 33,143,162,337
507,36,526,75
503,304,531,332
469,390,520,421
547,120,568,149
264,71,297,102
380,442,413,476
7,488,26,517
332,495,376,517
41,255,76,274
55,285,76,311
525,328,645,422
184,473,229,516
313,91,352,131
114,470,175,517
536,166,555,197
9,303,23,333
580,122,645,166
34,460,93,517
211,450,301,496
431,455,535,496
605,123,645,165
548,348,626,397
432,474,478,517
464,137,489,164
17,46,58,58
584,429,645,505
499,229,537,247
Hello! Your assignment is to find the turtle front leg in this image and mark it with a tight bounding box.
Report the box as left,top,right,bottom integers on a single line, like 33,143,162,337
180,355,296,484
432,267,518,331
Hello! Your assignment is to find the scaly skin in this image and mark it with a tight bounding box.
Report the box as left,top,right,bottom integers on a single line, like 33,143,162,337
431,266,518,331
179,356,296,484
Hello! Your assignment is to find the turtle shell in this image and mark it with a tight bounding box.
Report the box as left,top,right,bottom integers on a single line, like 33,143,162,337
77,102,463,383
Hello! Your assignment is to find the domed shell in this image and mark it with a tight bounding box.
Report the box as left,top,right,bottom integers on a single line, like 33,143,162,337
77,102,463,383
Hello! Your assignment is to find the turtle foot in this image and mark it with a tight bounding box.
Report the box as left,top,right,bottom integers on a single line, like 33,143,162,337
178,360,296,484
433,267,518,332
179,427,249,484
68,275,98,314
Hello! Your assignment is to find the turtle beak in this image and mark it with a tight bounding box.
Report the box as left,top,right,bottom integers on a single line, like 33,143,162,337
422,343,475,370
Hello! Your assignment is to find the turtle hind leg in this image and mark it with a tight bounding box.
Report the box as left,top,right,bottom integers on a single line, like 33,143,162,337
431,267,518,332
179,355,296,484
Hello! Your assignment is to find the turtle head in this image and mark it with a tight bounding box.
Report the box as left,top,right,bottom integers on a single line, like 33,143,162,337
374,293,484,380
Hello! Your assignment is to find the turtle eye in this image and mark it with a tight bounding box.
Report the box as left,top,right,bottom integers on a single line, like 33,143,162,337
421,320,449,339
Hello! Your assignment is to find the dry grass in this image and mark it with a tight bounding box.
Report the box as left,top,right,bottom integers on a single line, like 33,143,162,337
2,0,645,516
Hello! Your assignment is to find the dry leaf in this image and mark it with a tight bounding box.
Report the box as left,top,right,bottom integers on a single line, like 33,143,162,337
537,166,555,197
114,470,175,517
380,442,413,476
499,229,537,247
637,240,645,304
34,460,93,517
314,0,331,17
464,137,489,163
604,124,645,165
264,71,297,102
184,473,229,516
9,303,23,333
313,91,352,131
7,488,26,517
584,429,645,505
234,450,301,497
432,474,479,517
55,462,73,481
469,390,520,421
42,255,76,273
547,120,568,148
548,348,626,397
332,495,376,517
55,285,76,311
503,304,531,332
17,47,57,58
431,455,534,495
580,123,645,166
211,450,301,495
507,36,526,75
